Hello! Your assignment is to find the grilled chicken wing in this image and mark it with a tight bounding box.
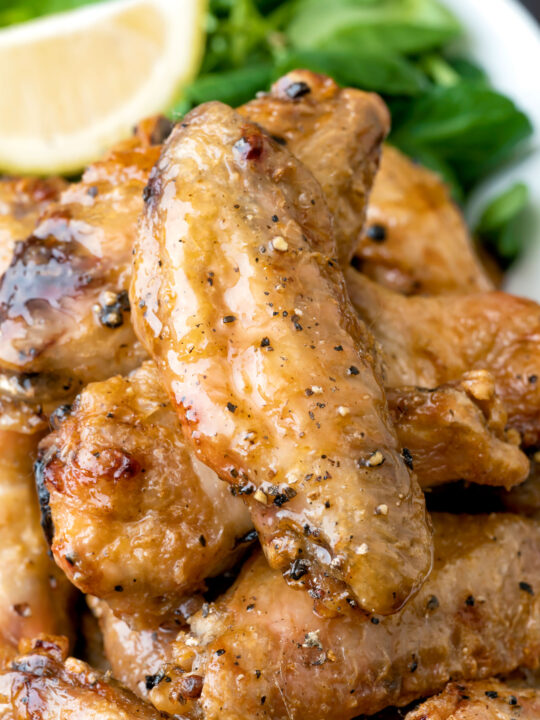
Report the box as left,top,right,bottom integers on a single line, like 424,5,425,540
88,597,176,700
0,405,74,663
353,145,492,296
36,361,252,629
0,176,67,277
150,513,540,720
0,119,173,413
404,679,540,719
131,101,432,615
0,635,164,719
240,69,390,265
347,270,540,447
388,371,529,490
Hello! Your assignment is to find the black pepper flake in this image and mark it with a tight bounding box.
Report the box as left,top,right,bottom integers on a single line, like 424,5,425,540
348,366,359,376
293,316,303,331
261,337,270,347
215,649,226,656
485,690,498,699
529,375,538,383
285,81,311,99
509,696,518,705
325,500,331,508
261,696,267,706
114,585,124,592
334,345,343,352
145,672,166,691
234,529,258,547
370,617,379,625
305,388,314,396
199,535,206,547
223,315,236,324
290,558,309,580
366,224,387,242
519,581,534,595
426,595,439,610
246,603,255,611
402,448,414,470
227,402,237,413
255,670,261,679
465,595,475,606
272,215,279,222
274,492,294,507
87,185,98,198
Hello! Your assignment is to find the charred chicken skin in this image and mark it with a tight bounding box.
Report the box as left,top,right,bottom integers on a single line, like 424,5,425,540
131,101,432,615
36,361,252,629
150,513,540,720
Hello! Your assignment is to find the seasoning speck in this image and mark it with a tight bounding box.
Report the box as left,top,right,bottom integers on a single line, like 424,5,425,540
223,315,236,323
348,365,359,376
366,450,384,467
519,581,534,595
272,236,288,252
227,402,237,413
253,489,268,505
375,504,388,516
366,224,387,242
337,406,350,417
357,543,369,555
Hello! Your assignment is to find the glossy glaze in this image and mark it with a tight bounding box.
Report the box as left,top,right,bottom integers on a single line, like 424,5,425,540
347,270,540,447
240,70,389,265
389,371,529,489
405,679,540,719
0,119,170,413
0,635,164,718
151,514,540,720
37,361,252,629
0,406,74,663
131,101,432,614
353,145,493,295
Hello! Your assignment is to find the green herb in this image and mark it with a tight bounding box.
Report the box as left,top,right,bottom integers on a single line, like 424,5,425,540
0,0,104,27
476,182,529,266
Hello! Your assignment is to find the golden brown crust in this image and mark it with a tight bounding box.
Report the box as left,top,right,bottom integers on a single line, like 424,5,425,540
405,679,540,719
152,514,540,720
240,69,390,265
347,270,540,448
37,361,252,628
0,635,165,718
389,371,529,490
353,145,492,296
131,101,431,615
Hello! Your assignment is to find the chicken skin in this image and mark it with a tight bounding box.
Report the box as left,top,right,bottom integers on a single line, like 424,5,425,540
347,270,540,447
353,145,492,296
388,371,529,490
0,635,165,719
150,513,540,720
404,679,540,720
0,176,67,277
0,405,74,664
131,101,432,615
88,596,176,700
0,118,173,413
240,69,390,265
36,361,252,629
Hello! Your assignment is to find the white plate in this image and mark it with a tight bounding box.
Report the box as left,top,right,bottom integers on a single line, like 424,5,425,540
443,0,540,300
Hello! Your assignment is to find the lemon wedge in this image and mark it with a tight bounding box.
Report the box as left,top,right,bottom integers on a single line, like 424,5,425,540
0,0,207,174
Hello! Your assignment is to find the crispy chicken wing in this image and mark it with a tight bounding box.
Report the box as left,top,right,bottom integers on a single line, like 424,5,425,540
0,635,164,719
0,406,74,663
353,145,492,296
131,101,431,615
388,371,529,490
347,270,540,447
0,119,173,413
240,69,390,265
404,679,540,719
36,361,252,629
150,513,540,720
0,176,67,277
88,597,176,700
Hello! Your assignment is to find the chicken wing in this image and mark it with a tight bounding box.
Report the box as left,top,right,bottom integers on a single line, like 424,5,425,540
131,101,432,615
352,145,492,296
404,679,540,720
0,404,74,663
0,635,164,719
388,371,529,489
88,597,176,700
0,118,172,413
36,361,252,629
149,513,540,720
240,69,390,265
347,270,540,447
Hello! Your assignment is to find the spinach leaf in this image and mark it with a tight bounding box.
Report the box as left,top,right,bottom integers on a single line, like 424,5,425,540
286,0,461,55
0,0,103,27
275,47,427,96
476,182,529,265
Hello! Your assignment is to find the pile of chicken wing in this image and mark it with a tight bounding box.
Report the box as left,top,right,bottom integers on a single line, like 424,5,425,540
0,70,539,719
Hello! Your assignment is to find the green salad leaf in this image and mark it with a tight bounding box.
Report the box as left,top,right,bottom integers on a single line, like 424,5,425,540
476,183,529,265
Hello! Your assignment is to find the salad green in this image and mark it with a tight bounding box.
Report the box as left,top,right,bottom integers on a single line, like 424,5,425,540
0,0,533,264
